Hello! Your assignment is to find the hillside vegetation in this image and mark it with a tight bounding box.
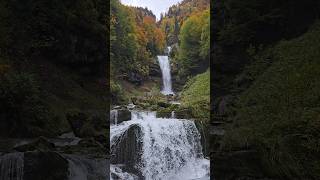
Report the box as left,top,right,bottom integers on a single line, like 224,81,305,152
212,0,320,179
0,0,107,137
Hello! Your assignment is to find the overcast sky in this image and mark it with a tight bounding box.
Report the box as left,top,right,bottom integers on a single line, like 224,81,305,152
120,0,182,20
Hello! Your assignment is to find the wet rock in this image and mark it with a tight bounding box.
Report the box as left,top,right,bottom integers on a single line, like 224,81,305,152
111,124,143,178
24,151,69,180
14,136,55,152
194,121,210,158
117,109,131,124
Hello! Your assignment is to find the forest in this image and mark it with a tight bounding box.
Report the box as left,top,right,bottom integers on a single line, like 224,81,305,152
212,0,320,179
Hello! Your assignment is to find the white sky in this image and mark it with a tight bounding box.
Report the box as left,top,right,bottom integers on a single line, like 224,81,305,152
120,0,183,20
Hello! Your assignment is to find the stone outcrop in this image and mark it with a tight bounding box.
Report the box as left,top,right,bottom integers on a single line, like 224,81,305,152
111,124,143,178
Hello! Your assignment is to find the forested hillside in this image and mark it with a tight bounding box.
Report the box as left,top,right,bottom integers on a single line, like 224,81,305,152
110,0,165,104
0,0,107,138
212,0,320,179
159,0,209,45
110,0,210,124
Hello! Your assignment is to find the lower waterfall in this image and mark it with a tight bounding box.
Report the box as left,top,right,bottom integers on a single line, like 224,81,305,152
0,152,24,180
110,111,210,180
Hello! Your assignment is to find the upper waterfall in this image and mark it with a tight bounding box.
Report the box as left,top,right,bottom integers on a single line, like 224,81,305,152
157,55,174,95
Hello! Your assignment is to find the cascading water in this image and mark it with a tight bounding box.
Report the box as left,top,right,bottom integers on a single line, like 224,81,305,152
63,154,108,180
110,109,119,125
0,152,24,180
110,111,210,180
157,55,174,95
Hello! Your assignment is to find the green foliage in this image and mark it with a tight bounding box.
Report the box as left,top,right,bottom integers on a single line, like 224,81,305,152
177,10,210,81
181,70,210,121
110,78,126,104
224,22,320,179
159,0,210,45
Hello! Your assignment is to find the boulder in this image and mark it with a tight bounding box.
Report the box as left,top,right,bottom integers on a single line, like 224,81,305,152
117,109,131,124
111,124,143,178
66,110,88,137
14,136,55,152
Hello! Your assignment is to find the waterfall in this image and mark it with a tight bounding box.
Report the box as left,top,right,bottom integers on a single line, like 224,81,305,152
171,111,175,118
63,154,108,180
0,152,24,180
110,111,210,180
157,56,174,95
110,109,118,125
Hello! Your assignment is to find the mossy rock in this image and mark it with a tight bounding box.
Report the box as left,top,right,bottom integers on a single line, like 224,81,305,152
175,107,193,119
157,101,171,108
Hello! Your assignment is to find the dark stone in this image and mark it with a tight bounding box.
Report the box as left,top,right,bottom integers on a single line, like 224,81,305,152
149,62,161,77
14,136,55,152
66,110,88,137
111,124,144,178
127,72,143,85
157,101,171,108
194,121,210,158
24,151,69,180
117,109,131,124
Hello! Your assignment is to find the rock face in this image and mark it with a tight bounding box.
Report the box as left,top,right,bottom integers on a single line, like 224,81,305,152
14,137,55,152
149,61,161,77
24,151,69,180
111,124,143,178
117,110,131,124
110,109,131,125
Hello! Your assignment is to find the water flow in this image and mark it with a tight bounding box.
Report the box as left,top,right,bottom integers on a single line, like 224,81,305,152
64,154,108,180
110,109,118,125
157,56,174,95
110,111,210,180
0,152,24,180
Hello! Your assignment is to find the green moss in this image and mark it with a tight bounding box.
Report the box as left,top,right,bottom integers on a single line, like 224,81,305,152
181,70,210,121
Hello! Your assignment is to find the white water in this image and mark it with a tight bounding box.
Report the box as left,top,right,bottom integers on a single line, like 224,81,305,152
110,111,210,180
0,152,24,180
64,154,108,180
110,109,119,125
157,56,174,95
